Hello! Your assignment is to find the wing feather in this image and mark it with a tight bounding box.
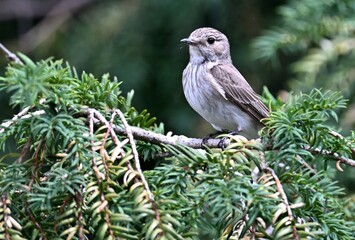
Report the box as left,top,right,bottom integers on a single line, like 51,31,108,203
209,63,269,123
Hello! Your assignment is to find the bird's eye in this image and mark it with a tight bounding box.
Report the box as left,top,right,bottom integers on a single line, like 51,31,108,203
207,37,215,44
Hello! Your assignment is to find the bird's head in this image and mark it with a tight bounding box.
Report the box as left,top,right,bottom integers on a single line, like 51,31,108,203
181,27,232,64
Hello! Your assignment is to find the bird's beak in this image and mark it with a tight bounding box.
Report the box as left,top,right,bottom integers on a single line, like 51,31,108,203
180,38,196,45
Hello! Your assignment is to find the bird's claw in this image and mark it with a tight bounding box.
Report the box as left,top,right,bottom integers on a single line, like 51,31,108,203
217,130,242,150
200,130,241,150
201,134,213,149
200,132,220,149
218,136,228,150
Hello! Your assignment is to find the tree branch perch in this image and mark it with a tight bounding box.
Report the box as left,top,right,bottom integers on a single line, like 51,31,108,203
0,44,354,168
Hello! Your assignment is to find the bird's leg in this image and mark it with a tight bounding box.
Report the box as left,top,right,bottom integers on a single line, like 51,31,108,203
217,137,228,150
227,129,242,135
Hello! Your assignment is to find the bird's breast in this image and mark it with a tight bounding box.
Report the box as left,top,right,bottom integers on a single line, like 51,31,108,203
182,63,261,138
183,64,220,114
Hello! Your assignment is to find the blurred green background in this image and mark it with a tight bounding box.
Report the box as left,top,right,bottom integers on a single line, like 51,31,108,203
0,0,354,189
0,0,288,136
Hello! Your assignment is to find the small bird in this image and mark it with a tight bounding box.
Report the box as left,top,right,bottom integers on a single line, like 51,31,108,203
181,27,269,139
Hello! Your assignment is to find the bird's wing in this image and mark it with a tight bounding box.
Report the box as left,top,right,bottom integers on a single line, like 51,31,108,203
209,63,269,122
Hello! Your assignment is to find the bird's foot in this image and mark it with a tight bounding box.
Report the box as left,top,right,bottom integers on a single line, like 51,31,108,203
201,132,221,149
200,130,242,150
217,136,228,150
227,129,242,136
217,129,242,150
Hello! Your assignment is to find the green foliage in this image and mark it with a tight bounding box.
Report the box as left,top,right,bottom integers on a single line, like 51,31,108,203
0,54,354,239
146,90,355,239
267,89,348,154
251,0,355,102
252,0,355,210
0,55,166,239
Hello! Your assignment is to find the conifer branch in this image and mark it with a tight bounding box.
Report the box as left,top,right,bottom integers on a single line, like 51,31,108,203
0,41,353,239
86,108,355,169
1,106,355,169
304,145,355,168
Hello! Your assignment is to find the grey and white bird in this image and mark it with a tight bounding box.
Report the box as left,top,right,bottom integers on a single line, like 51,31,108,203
181,27,269,139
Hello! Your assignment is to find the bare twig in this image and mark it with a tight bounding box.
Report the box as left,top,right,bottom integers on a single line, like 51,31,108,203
54,195,73,233
16,138,31,163
75,189,85,240
0,43,23,64
28,139,44,190
90,108,124,146
111,119,355,168
0,109,45,134
90,108,134,183
21,137,48,240
304,145,355,168
86,107,228,147
25,202,48,240
115,109,163,225
113,124,229,148
115,109,155,201
89,109,104,180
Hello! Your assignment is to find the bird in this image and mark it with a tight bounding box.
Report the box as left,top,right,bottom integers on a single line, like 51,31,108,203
181,27,269,139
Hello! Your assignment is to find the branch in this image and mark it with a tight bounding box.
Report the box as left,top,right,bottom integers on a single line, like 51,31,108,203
1,194,11,240
114,124,228,149
304,145,355,168
263,166,299,240
110,118,355,168
0,43,23,64
82,107,227,148
0,109,45,134
25,202,48,240
1,106,355,168
115,109,155,201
